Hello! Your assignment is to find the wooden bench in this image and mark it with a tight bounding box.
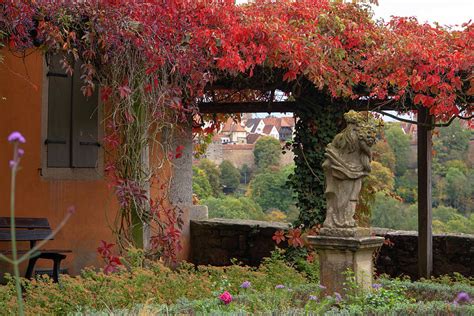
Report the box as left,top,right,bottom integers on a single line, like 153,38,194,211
0,217,71,282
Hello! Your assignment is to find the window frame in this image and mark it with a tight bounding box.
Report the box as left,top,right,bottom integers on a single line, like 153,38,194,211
40,56,104,180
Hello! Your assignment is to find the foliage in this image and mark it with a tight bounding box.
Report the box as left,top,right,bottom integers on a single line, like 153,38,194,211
396,170,418,204
371,192,417,230
253,136,281,172
433,120,471,166
0,250,313,314
266,209,288,222
197,159,221,197
379,275,474,303
248,164,296,212
1,251,473,315
202,196,266,220
372,139,396,173
239,163,253,185
385,124,411,177
219,160,241,193
192,166,213,200
356,161,395,226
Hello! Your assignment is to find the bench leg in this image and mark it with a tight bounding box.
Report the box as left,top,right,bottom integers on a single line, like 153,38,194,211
25,257,39,280
52,257,64,283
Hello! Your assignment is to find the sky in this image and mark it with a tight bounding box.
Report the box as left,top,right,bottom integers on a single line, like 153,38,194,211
236,0,474,118
371,0,473,26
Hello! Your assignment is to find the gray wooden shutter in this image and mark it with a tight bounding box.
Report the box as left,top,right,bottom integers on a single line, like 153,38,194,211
46,55,72,168
71,61,99,168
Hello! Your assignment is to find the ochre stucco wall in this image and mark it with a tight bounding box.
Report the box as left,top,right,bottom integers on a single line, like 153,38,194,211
0,50,117,277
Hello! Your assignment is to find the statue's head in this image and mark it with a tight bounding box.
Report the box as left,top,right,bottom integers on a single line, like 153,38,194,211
333,111,381,151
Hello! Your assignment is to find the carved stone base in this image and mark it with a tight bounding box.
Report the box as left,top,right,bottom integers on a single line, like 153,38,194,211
306,234,384,296
319,227,372,238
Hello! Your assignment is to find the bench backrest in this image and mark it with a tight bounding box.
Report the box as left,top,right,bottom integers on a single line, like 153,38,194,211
0,217,53,241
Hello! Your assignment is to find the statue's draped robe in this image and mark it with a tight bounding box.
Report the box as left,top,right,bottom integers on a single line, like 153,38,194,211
322,139,369,228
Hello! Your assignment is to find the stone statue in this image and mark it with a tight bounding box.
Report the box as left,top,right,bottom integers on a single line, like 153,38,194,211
322,111,378,229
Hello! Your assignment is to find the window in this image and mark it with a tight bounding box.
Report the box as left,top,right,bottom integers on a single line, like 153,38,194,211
41,54,103,179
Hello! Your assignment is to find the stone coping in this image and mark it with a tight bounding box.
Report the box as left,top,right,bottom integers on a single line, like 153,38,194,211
191,218,289,230
372,227,474,238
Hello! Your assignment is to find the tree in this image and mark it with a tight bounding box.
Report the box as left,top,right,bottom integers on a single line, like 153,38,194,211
396,170,418,204
240,164,253,184
357,161,395,226
254,136,281,171
433,121,471,167
192,166,212,200
202,196,265,220
197,159,221,196
372,140,396,173
219,160,240,193
384,124,411,177
248,164,295,212
445,167,473,214
371,193,417,230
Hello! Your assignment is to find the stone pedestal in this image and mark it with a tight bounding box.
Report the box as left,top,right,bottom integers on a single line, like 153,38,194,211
307,234,384,296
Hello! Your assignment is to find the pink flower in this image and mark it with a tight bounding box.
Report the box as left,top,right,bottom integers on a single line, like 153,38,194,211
8,131,26,143
219,291,233,305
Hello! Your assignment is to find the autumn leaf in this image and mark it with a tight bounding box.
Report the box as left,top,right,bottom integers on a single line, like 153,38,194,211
272,230,286,245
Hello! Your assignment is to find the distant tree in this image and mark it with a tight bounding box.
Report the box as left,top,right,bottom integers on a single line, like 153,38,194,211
445,167,473,214
357,161,395,226
240,164,253,184
203,196,265,220
384,124,411,177
434,212,474,235
248,164,295,212
192,166,212,200
396,170,418,204
197,159,221,196
433,121,470,166
254,136,281,171
265,209,287,222
219,160,240,193
433,205,459,223
372,140,396,173
371,192,417,230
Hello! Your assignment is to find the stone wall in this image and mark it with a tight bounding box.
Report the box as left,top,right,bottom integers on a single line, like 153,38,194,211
222,144,256,169
190,219,474,278
199,142,296,170
190,218,288,266
374,228,474,279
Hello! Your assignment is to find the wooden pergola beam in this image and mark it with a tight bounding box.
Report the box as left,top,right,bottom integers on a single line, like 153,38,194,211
198,100,402,113
199,101,298,113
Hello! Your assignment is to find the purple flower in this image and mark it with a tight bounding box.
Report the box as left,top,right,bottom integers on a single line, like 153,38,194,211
8,131,26,144
319,284,327,290
240,281,251,289
275,284,285,289
9,160,16,169
334,292,342,302
309,295,318,301
372,283,382,290
17,148,24,157
454,292,471,304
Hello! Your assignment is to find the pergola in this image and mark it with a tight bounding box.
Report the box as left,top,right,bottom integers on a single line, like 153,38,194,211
198,74,436,278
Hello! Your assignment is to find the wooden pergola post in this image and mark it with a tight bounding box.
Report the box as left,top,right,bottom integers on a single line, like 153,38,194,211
417,107,433,278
